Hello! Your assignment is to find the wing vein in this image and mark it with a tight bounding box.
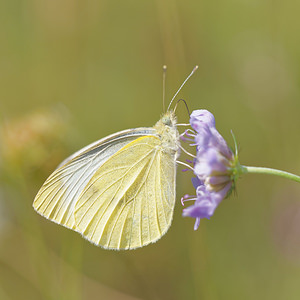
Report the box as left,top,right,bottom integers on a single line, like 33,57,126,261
93,149,157,246
129,149,158,248
76,147,155,237
157,153,168,226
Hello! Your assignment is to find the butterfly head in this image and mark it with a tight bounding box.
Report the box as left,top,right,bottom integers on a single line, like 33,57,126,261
160,110,177,128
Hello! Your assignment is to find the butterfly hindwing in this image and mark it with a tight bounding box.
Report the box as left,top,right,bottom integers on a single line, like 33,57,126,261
74,136,176,250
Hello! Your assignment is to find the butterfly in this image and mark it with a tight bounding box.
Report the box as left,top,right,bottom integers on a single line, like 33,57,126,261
33,66,198,250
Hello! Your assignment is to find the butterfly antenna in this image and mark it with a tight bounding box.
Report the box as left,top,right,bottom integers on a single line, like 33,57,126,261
174,98,191,116
167,65,199,112
163,65,167,113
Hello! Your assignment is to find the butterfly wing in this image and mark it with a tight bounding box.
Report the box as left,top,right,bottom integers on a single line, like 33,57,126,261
33,128,156,230
74,135,176,250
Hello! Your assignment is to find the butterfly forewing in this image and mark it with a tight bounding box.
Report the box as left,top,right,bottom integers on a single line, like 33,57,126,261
33,128,156,230
74,136,176,250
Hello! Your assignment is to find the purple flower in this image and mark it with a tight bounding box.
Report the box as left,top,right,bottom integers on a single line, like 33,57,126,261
182,183,222,230
191,110,234,160
182,110,239,229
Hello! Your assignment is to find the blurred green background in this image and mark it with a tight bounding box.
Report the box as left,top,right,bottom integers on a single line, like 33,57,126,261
1,0,300,299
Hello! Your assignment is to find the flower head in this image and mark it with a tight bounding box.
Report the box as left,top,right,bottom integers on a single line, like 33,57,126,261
182,110,241,229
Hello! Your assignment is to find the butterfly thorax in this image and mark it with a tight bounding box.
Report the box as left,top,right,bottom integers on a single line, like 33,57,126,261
154,110,180,155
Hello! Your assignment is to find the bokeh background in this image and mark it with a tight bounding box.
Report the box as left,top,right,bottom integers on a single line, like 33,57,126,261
1,1,300,299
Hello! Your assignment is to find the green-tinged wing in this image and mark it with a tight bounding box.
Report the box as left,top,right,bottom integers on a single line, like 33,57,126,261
33,128,155,230
74,136,176,250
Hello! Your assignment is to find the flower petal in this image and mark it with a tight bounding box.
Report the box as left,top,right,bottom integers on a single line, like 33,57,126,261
191,176,202,189
207,175,231,186
194,218,201,230
190,110,215,131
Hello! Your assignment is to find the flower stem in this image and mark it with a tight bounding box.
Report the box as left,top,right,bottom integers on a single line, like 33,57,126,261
241,166,300,183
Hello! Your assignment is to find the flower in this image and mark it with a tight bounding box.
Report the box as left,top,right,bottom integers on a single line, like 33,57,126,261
181,110,240,229
182,182,224,230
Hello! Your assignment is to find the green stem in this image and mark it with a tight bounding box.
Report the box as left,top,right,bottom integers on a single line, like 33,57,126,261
241,165,300,183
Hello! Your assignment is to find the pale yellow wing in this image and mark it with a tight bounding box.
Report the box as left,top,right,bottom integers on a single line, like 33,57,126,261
74,136,176,250
33,128,155,230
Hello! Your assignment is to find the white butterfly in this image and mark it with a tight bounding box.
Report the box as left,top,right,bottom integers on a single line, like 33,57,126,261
33,66,197,250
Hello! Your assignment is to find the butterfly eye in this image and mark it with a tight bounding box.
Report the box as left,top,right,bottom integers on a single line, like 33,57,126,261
162,116,172,126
